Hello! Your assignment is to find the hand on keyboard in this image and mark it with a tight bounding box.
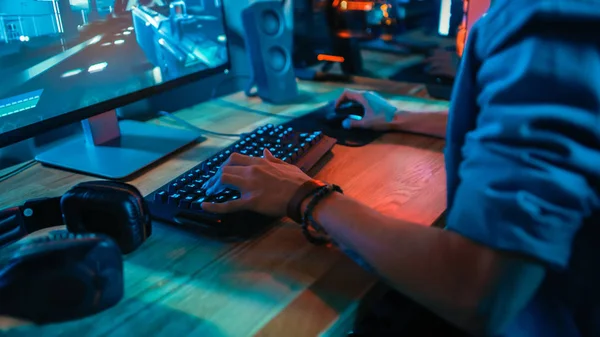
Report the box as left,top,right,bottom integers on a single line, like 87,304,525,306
200,149,311,217
145,123,337,237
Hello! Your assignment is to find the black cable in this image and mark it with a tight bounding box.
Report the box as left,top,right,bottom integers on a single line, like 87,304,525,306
157,111,245,138
0,160,38,183
213,100,296,120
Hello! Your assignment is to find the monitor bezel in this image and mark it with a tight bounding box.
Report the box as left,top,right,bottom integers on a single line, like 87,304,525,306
0,3,232,149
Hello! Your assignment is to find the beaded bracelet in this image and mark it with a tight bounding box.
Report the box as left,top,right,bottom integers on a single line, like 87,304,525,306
301,184,343,245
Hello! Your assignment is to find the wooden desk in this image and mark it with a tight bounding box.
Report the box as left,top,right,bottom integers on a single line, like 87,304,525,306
0,79,447,337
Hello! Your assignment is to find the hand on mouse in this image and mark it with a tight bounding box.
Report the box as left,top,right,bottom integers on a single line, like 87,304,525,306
200,149,311,217
335,89,398,130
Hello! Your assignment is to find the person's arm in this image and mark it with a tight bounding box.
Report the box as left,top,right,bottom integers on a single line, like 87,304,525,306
335,89,448,132
388,110,448,137
300,193,514,334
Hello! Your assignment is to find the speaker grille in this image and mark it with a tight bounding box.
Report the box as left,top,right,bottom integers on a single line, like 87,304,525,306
241,1,298,103
261,9,282,36
267,46,288,73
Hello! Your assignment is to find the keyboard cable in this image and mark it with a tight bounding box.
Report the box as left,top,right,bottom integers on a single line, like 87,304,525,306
211,74,296,120
157,111,246,138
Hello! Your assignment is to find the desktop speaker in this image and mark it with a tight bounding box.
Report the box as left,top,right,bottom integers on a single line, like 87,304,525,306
242,1,298,104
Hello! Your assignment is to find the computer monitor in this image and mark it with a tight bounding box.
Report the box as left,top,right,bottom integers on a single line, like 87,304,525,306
0,0,230,179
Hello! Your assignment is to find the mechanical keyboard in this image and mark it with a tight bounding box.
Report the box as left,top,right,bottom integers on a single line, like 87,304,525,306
146,123,337,239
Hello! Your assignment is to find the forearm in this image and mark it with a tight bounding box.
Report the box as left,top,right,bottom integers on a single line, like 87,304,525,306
389,111,448,134
301,193,496,332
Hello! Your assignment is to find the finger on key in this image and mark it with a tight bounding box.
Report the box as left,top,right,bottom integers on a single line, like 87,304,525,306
206,172,247,196
264,148,284,164
203,165,245,189
224,152,263,167
202,168,221,190
201,198,248,214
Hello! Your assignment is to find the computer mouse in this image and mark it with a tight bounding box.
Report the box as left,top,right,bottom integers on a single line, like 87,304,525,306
324,99,365,128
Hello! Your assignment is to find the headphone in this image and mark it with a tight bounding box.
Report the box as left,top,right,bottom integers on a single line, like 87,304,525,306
0,180,152,324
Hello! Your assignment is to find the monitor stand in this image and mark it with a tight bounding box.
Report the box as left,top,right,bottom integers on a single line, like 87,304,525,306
35,110,202,180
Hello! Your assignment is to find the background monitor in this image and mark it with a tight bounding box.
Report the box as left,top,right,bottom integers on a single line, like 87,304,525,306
0,0,230,179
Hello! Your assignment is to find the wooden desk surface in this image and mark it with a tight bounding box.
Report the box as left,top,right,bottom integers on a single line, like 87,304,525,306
0,78,447,337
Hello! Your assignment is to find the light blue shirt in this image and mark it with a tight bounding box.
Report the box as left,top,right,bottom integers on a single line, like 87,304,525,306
444,0,600,336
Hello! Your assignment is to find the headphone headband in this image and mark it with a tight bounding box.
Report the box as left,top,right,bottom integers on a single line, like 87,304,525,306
0,197,63,248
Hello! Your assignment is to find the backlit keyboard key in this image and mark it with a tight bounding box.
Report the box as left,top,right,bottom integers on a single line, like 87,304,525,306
179,195,195,209
168,194,182,205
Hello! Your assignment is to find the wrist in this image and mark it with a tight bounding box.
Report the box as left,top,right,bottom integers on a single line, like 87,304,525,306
300,188,339,217
287,179,327,223
300,184,343,245
387,113,405,131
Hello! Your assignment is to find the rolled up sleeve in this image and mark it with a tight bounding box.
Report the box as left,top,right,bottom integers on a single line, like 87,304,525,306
446,19,600,270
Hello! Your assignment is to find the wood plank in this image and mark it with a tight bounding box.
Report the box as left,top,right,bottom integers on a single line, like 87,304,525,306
255,256,377,337
102,221,342,337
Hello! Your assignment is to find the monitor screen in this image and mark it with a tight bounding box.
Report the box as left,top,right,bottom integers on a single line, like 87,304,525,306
0,0,229,142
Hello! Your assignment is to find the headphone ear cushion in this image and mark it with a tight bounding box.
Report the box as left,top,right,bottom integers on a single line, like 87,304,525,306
0,233,123,324
61,181,152,254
